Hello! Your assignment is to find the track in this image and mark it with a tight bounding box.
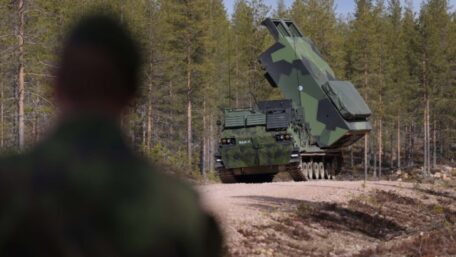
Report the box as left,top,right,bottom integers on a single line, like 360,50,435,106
219,160,336,183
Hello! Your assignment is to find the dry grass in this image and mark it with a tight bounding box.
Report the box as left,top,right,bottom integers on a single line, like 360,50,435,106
226,187,456,257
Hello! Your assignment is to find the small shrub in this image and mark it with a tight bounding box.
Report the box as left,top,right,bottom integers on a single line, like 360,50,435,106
432,204,445,215
297,204,316,218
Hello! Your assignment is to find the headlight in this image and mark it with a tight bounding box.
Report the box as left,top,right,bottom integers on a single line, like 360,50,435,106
290,153,299,158
220,138,236,145
276,134,292,141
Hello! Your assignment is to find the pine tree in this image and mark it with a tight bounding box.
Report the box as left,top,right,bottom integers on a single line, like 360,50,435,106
198,0,230,175
418,0,451,174
346,0,380,177
401,1,420,166
16,0,25,150
274,0,289,18
231,0,261,107
290,0,345,77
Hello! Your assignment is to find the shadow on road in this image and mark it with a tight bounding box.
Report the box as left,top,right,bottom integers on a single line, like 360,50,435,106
233,195,405,240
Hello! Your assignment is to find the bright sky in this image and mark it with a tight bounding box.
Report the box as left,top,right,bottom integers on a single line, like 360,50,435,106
222,0,456,18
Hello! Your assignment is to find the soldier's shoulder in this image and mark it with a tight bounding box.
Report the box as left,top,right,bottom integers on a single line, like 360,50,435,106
144,162,206,221
0,152,35,205
149,162,200,199
0,150,34,174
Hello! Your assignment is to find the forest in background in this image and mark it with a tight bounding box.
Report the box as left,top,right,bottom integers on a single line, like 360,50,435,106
0,0,455,178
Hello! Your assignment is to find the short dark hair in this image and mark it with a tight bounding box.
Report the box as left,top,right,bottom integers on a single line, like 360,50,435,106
58,14,142,102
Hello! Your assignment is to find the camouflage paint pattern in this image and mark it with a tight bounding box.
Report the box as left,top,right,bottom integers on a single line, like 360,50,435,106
217,18,371,176
219,125,294,169
259,18,371,149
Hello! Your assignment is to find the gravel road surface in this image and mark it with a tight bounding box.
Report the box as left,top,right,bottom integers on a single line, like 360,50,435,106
199,180,414,227
198,180,421,256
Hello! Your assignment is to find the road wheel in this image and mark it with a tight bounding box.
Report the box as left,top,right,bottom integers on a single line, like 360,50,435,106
318,162,325,179
301,162,308,180
328,160,335,179
312,162,319,179
303,162,311,180
324,162,331,179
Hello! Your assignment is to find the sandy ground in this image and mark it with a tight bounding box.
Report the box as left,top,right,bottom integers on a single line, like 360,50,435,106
199,180,415,233
198,180,456,256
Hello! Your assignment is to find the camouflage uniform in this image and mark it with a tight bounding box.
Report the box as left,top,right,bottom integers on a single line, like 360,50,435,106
0,114,222,257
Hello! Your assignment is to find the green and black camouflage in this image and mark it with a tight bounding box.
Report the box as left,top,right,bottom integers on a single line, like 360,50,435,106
0,114,222,257
216,18,371,183
259,18,371,148
219,108,294,169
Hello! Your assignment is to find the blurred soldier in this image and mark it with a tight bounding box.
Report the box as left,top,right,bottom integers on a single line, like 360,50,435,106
0,14,222,257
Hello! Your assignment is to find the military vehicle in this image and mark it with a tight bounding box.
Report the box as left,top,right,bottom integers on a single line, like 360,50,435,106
215,18,372,183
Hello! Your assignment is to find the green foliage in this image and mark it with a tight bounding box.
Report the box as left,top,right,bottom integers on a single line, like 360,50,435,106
290,0,345,77
147,143,189,173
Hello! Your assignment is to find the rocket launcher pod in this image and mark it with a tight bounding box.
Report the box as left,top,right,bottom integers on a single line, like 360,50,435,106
259,18,372,149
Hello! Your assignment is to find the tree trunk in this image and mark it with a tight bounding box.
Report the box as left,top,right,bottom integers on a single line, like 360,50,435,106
227,27,232,107
432,120,436,168
235,34,239,108
363,53,369,181
423,100,427,174
427,100,431,173
146,74,153,150
0,82,3,149
202,100,207,178
404,123,409,165
364,134,368,181
17,0,25,150
390,128,394,170
378,57,385,178
410,122,415,166
371,128,376,177
373,139,377,178
169,81,174,139
209,119,214,172
397,115,401,169
422,56,428,176
186,46,193,168
378,119,382,178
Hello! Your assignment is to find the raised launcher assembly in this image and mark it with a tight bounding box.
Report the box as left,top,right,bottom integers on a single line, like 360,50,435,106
215,18,372,183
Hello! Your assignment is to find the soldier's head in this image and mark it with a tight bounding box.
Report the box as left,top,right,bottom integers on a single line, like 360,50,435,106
55,14,142,117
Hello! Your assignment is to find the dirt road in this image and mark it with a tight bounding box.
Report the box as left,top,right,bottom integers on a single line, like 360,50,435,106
198,180,456,257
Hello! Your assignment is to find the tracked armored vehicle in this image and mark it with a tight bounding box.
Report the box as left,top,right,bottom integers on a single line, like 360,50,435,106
215,18,372,183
